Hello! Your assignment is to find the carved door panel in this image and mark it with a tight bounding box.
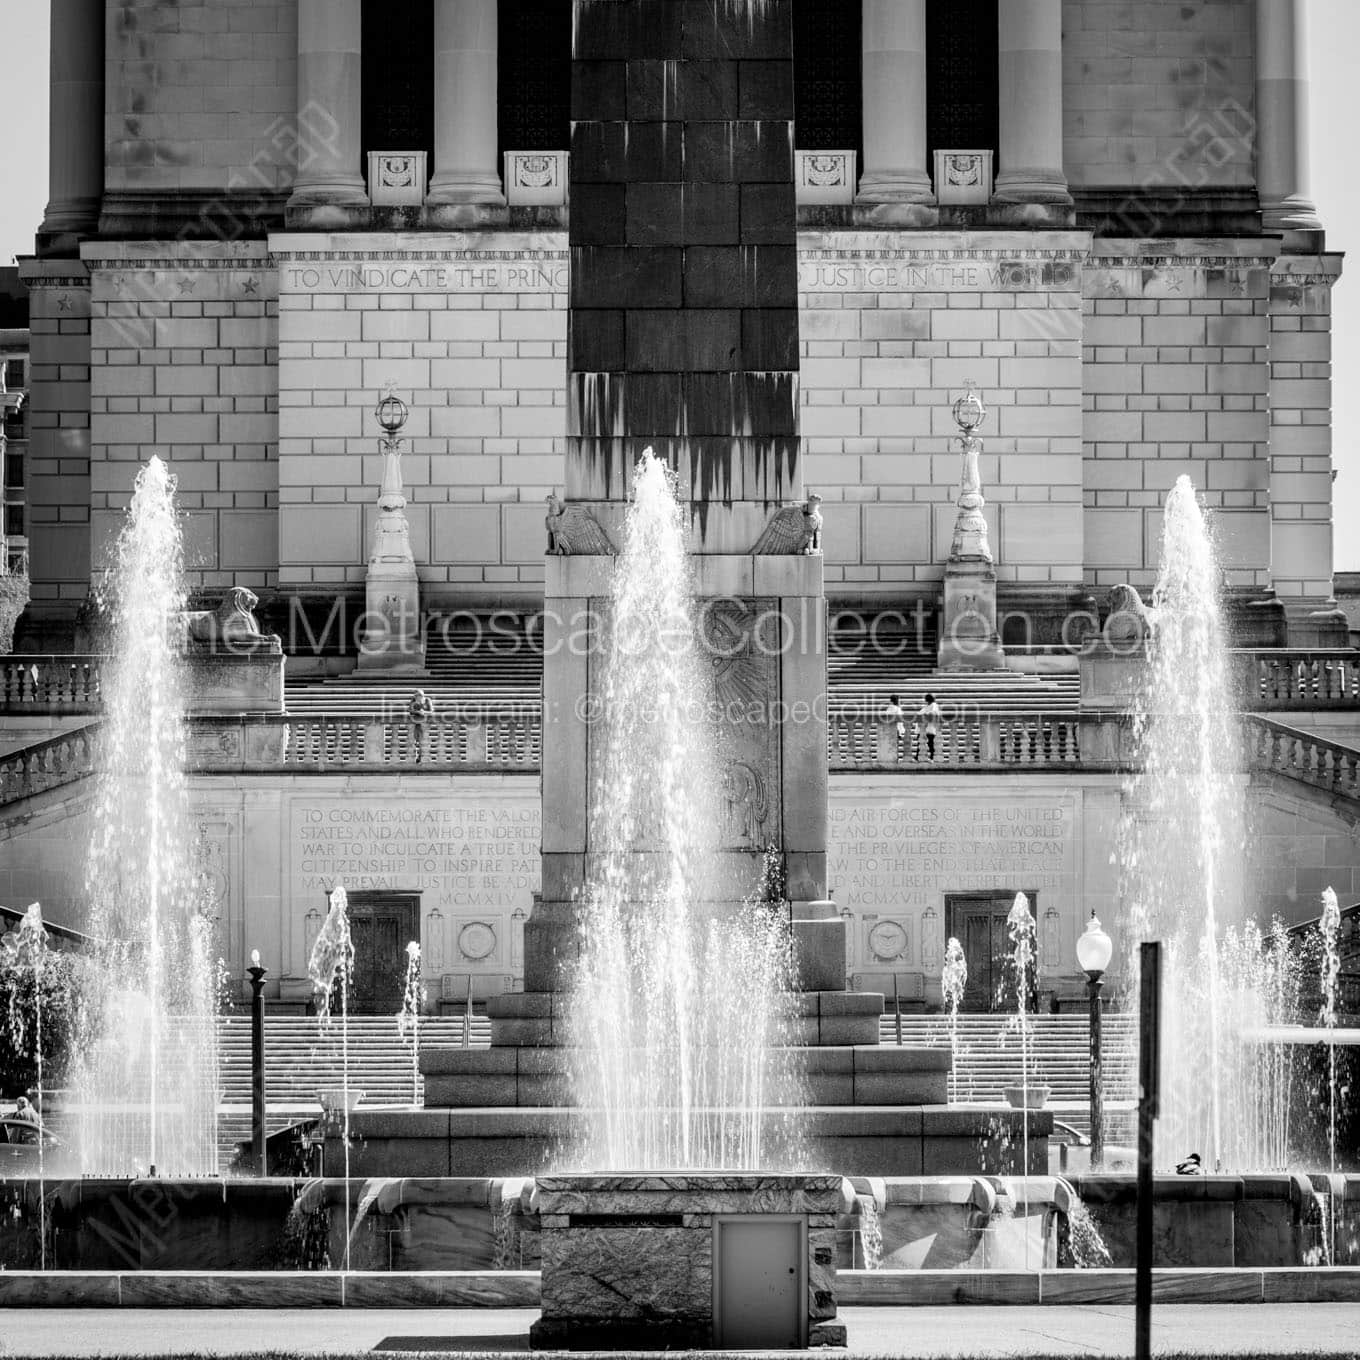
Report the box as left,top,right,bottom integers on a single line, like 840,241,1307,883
947,893,1038,1013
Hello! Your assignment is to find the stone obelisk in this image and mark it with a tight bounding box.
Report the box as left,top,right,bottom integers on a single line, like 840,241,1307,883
529,0,829,988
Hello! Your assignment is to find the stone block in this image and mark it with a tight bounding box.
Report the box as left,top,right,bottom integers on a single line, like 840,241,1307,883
738,60,795,120
570,121,683,184
793,919,847,993
1000,502,1082,569
572,183,629,245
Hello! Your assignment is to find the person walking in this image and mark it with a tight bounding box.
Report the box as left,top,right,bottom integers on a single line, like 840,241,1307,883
407,688,434,764
882,694,907,761
11,1095,40,1144
915,692,942,761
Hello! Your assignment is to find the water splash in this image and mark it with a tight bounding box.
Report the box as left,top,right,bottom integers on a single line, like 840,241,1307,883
1319,887,1341,1172
855,1192,883,1270
3,905,49,1265
72,457,219,1177
942,937,967,1104
1007,893,1035,1256
308,884,353,1270
397,941,424,1107
1119,476,1288,1170
1067,1198,1113,1269
567,449,805,1170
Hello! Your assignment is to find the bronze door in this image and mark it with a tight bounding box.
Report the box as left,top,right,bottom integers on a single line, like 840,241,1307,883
346,893,420,1015
947,893,1039,1013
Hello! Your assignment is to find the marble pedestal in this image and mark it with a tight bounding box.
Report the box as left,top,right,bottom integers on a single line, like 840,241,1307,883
938,560,1005,671
529,1173,847,1350
185,636,285,714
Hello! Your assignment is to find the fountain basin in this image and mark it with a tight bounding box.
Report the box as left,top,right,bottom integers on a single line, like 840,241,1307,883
1068,1172,1327,1268
528,1173,846,1350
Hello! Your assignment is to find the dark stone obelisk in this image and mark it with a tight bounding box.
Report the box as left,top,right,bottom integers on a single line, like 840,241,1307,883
531,0,828,990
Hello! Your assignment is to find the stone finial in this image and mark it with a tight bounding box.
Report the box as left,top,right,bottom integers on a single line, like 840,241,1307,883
948,382,992,563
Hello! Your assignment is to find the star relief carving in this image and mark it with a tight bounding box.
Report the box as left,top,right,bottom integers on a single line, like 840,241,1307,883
241,276,260,295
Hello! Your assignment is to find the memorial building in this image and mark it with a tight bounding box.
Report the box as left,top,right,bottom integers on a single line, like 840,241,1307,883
3,0,1355,1014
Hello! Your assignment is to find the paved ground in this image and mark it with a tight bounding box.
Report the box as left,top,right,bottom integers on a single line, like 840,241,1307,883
4,1306,1360,1359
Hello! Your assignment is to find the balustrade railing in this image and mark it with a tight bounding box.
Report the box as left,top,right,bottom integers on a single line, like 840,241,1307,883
827,710,1125,771
1236,651,1360,709
1245,716,1360,803
0,722,100,806
0,655,105,712
282,712,541,769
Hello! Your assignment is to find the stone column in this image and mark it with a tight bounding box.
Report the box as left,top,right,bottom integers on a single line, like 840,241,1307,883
1256,0,1322,234
856,0,932,204
993,0,1072,208
425,0,507,216
284,0,369,228
37,0,104,255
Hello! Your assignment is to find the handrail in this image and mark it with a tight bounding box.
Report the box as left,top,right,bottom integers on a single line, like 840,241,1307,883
0,722,101,807
1235,650,1360,709
0,655,106,712
827,710,1131,771
1244,715,1360,804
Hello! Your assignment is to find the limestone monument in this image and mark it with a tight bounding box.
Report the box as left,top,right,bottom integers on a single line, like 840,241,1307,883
938,382,1005,671
357,384,426,674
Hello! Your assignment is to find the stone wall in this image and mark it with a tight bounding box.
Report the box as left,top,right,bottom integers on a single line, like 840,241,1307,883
1062,0,1256,191
104,0,298,202
84,242,279,591
272,234,567,596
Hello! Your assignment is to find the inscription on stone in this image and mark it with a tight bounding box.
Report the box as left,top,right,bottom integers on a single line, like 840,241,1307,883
799,256,1078,293
829,795,1075,913
290,797,541,911
283,259,568,294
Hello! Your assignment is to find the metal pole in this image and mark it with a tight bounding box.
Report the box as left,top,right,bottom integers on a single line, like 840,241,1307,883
893,973,902,1046
464,973,474,1049
248,960,268,1177
1087,969,1104,1168
1135,941,1161,1360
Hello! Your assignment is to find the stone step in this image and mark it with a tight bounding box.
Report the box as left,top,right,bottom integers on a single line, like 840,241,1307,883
418,1045,950,1109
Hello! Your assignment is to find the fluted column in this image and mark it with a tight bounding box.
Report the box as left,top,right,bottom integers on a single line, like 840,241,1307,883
37,0,104,254
856,0,932,203
993,0,1071,206
425,0,506,211
285,0,369,227
1256,0,1322,233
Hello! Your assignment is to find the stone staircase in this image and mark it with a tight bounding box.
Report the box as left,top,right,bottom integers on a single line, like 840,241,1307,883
874,1012,1139,1106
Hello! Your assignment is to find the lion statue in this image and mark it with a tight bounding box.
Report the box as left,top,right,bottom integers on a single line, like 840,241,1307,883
180,586,272,649
1104,583,1155,646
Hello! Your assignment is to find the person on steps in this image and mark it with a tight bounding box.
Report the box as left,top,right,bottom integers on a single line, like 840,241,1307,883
915,692,942,761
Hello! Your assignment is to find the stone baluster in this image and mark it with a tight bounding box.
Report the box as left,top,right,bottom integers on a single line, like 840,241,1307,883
857,0,933,204
285,0,370,227
425,0,507,219
1256,0,1322,234
993,0,1072,213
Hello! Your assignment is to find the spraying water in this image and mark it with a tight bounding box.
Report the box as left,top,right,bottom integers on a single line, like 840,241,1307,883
3,904,50,1264
942,937,967,1104
1007,892,1035,1255
308,884,354,1270
567,450,804,1170
1319,887,1341,1172
72,457,219,1177
397,941,424,1107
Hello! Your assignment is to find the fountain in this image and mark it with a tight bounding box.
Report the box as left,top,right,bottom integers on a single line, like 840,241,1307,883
69,456,219,1178
566,450,805,1172
941,937,967,1104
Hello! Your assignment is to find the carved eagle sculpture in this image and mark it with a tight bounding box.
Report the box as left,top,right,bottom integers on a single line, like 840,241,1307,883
545,492,616,556
751,493,823,555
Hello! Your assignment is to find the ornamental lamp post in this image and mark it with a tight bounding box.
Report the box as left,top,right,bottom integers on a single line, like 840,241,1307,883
247,950,268,1176
1075,913,1114,1168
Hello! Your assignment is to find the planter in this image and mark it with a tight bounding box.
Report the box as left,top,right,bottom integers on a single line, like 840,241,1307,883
1004,1084,1051,1110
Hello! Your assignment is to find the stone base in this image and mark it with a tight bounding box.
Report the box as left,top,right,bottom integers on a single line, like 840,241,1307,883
531,1173,844,1350
331,1106,1051,1179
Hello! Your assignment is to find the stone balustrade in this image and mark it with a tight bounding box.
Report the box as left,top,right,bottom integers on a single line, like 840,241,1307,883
827,710,1131,771
1236,651,1360,710
0,655,105,712
0,722,100,806
1246,716,1360,804
280,711,541,771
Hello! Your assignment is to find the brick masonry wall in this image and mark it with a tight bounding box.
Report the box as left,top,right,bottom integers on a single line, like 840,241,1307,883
1081,245,1276,592
105,0,297,197
15,263,93,609
85,243,279,591
797,232,1086,593
1062,0,1255,191
45,231,1337,607
272,235,567,594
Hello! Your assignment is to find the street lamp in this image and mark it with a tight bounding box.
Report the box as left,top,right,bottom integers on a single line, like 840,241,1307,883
247,950,268,1177
1076,912,1114,1168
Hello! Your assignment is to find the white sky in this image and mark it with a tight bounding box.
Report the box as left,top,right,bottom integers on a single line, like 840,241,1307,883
0,0,1355,566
